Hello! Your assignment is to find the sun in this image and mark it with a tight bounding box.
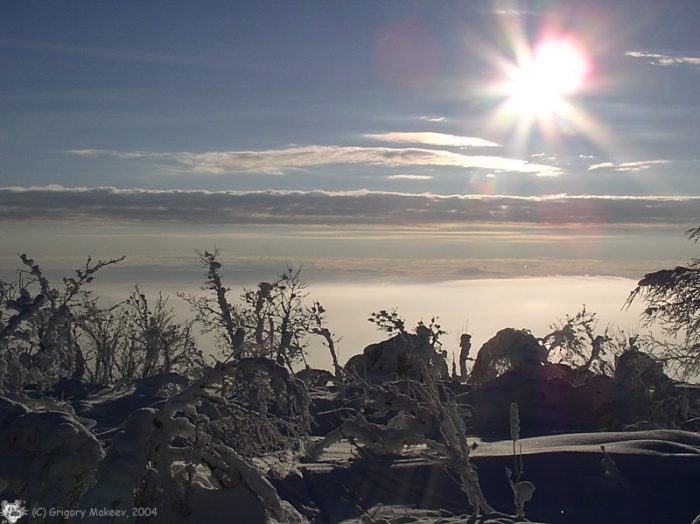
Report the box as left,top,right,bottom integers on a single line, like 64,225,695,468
483,30,613,156
506,38,590,117
482,12,625,167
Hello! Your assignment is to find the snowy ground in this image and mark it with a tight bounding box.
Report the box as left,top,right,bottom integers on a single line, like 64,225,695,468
34,381,696,524
0,364,700,524
275,431,700,524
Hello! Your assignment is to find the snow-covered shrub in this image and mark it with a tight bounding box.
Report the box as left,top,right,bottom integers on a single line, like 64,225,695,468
541,306,634,381
0,254,209,395
207,358,312,458
368,309,447,349
310,379,429,459
0,396,104,522
116,288,206,382
421,379,493,517
312,370,493,517
344,310,449,381
181,249,338,372
309,301,343,380
80,357,310,520
614,349,700,428
0,255,123,395
470,328,546,387
295,366,334,388
78,288,205,385
75,299,125,385
132,372,190,397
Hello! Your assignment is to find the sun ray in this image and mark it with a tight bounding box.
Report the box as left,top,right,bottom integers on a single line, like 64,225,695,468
481,10,626,163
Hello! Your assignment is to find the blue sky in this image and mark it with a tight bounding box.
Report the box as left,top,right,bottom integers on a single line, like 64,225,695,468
2,0,700,228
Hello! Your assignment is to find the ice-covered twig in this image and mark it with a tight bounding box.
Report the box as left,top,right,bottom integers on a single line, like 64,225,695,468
505,403,535,519
600,444,632,490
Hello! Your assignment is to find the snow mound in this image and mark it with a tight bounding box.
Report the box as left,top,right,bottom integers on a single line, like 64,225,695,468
0,396,104,512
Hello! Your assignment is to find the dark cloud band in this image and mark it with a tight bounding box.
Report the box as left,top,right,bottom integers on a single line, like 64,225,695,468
1,186,698,226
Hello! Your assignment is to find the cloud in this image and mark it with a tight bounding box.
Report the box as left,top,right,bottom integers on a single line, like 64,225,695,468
63,149,157,159
2,186,698,227
364,132,499,148
588,160,670,172
419,115,447,122
625,51,700,67
588,162,614,170
387,174,434,180
64,144,560,177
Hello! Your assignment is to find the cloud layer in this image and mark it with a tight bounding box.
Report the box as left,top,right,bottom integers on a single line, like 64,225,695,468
64,142,560,177
2,186,698,226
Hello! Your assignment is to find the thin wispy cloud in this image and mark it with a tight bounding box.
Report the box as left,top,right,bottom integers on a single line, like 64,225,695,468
363,132,499,148
2,186,697,226
387,174,434,180
625,51,700,67
64,144,559,176
419,115,447,122
588,159,670,172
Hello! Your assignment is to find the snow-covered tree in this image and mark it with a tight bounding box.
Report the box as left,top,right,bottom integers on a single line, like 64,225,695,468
625,227,700,380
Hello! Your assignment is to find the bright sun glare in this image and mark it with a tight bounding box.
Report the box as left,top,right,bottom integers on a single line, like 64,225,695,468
486,29,615,156
507,38,589,116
